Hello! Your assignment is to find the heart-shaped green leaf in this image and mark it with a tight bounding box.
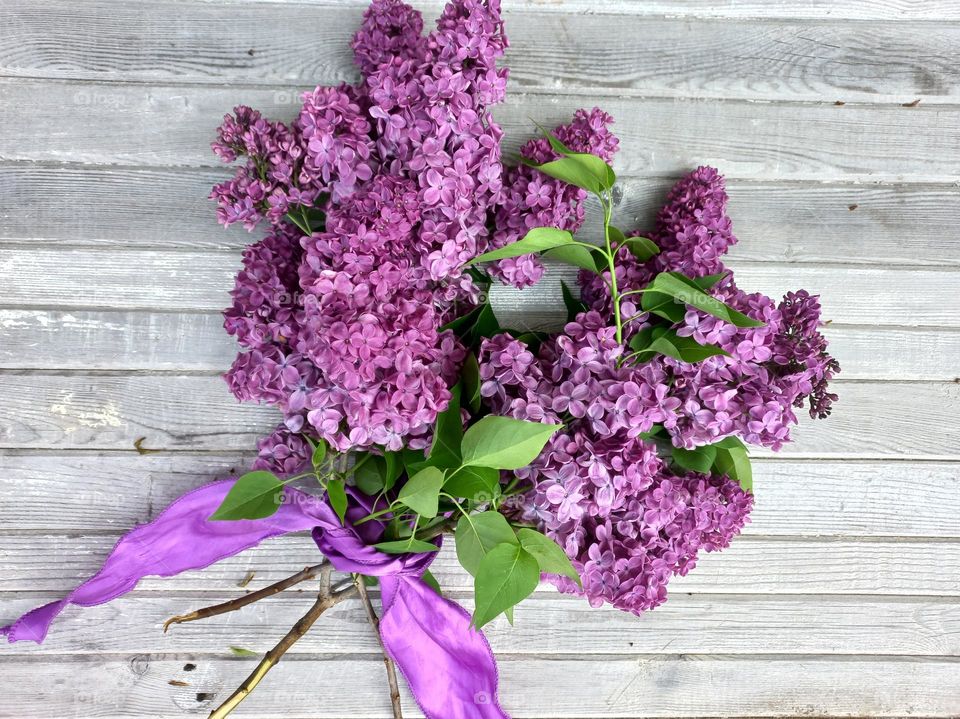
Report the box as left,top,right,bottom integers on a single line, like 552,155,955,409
326,477,348,525
455,510,518,576
444,466,501,503
561,280,588,322
672,445,718,474
517,528,581,585
713,439,753,493
623,236,660,261
461,416,561,470
543,244,603,274
209,471,284,521
472,543,540,629
311,439,327,470
429,383,462,469
397,466,445,518
648,272,765,328
467,227,574,265
461,353,482,414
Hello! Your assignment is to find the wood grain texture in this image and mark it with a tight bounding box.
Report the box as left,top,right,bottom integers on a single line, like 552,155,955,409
0,656,958,718
3,1,959,102
5,164,960,268
3,453,956,538
2,247,958,330
213,1,960,21
3,535,958,597
0,374,956,457
2,83,959,181
1,593,957,657
4,309,957,381
1,1,959,717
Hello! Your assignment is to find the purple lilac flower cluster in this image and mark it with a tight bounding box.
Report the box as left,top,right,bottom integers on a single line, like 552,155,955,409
581,165,839,449
217,0,502,455
489,108,620,287
216,0,623,460
480,166,837,613
479,313,754,613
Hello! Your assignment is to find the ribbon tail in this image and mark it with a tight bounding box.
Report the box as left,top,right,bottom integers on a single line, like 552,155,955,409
2,480,325,643
379,576,510,719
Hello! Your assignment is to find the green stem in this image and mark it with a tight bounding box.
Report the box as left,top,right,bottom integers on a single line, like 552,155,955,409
600,194,624,346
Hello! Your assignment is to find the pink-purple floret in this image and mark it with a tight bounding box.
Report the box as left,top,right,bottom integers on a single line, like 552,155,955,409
212,0,838,615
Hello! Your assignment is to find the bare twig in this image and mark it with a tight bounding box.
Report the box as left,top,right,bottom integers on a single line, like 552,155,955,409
208,566,358,719
163,561,330,632
355,576,403,719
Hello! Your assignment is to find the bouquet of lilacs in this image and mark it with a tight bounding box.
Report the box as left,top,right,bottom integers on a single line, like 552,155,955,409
3,0,838,717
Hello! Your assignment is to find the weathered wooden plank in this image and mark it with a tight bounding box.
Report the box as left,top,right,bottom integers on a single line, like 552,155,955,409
3,2,959,102
1,593,957,657
0,656,956,718
2,309,956,382
1,247,957,329
2,535,957,597
5,164,960,268
0,375,954,457
0,310,234,370
2,453,955,537
217,1,960,22
2,84,957,180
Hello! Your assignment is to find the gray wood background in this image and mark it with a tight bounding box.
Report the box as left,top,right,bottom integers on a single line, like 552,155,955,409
1,0,959,716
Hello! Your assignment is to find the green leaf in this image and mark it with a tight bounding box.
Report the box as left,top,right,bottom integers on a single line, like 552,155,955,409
374,539,440,555
608,225,626,246
462,353,482,413
534,123,575,156
517,528,581,585
472,543,540,629
623,236,660,262
382,450,403,491
467,302,501,345
693,272,727,291
429,384,463,469
542,244,602,274
421,569,442,595
715,435,747,450
444,466,501,503
401,447,430,477
648,272,765,328
561,280,588,322
311,439,327,470
672,445,718,474
509,330,547,354
467,227,574,265
397,466,445,518
326,477,348,525
228,646,258,657
209,471,284,521
441,302,500,348
461,416,562,470
713,441,753,493
640,286,688,324
455,510,518,576
631,328,729,364
285,211,311,236
354,456,386,495
523,152,615,195
440,303,483,336
637,424,664,440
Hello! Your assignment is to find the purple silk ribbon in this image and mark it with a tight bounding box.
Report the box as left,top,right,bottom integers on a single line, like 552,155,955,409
1,479,509,719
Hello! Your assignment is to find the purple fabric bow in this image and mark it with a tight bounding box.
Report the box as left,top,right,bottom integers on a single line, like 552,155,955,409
1,479,509,719
313,493,508,719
